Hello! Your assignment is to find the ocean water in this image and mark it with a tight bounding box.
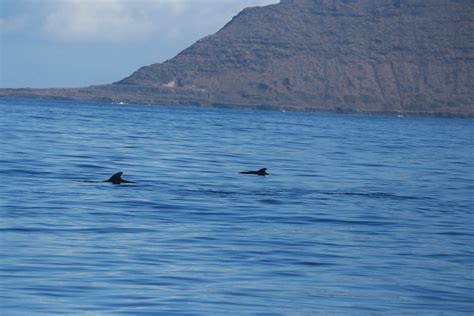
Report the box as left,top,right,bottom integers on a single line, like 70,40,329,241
0,98,473,315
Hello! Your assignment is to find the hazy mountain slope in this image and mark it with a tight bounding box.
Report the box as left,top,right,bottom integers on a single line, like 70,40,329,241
1,0,473,116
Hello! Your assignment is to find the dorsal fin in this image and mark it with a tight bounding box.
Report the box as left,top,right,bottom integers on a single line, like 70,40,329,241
104,172,132,184
239,168,269,176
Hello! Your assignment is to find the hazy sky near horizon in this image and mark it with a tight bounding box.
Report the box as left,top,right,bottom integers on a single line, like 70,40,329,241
1,0,279,88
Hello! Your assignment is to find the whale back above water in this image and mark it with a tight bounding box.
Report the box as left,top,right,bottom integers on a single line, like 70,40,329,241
239,168,269,176
104,172,134,184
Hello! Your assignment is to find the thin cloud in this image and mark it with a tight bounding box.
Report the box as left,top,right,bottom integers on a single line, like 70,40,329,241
43,0,154,42
42,0,279,42
0,15,27,33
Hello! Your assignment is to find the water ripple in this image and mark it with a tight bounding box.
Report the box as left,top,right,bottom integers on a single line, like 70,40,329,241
0,99,473,315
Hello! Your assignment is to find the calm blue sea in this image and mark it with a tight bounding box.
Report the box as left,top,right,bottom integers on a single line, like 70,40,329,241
0,98,473,315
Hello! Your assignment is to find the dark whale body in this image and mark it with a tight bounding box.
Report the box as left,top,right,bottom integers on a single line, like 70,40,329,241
239,168,269,176
104,172,134,184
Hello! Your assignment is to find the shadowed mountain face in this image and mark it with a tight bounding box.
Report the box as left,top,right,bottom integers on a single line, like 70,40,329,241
2,0,473,116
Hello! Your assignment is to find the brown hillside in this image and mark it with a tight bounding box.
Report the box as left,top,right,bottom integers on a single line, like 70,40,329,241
2,0,473,116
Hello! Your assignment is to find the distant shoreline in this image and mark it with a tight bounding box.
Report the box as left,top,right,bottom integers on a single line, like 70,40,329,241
1,94,472,119
3,1,473,118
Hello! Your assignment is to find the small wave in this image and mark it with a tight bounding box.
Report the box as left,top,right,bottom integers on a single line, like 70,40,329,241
191,189,239,196
296,261,334,267
1,169,51,177
0,227,156,234
259,198,283,205
75,164,107,169
438,231,473,237
185,187,428,202
321,191,430,200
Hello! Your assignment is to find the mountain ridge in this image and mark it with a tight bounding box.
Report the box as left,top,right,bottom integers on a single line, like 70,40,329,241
1,0,473,117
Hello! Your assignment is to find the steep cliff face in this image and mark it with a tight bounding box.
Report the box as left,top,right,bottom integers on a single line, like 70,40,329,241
2,0,473,116
113,0,473,115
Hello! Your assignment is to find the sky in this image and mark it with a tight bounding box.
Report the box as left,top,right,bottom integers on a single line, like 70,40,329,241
0,0,279,88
